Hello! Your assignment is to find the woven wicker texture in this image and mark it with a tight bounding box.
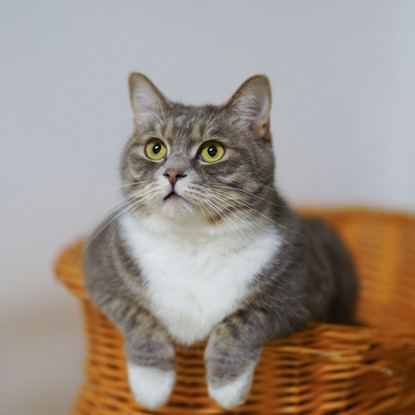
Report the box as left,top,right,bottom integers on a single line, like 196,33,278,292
55,208,415,414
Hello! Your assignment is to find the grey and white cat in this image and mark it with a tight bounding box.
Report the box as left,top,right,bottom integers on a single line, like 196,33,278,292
83,73,358,410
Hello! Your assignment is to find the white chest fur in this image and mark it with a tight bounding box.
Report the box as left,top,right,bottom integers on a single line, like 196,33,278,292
120,214,281,345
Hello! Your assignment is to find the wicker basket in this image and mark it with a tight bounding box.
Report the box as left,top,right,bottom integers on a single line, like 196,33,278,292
55,208,415,414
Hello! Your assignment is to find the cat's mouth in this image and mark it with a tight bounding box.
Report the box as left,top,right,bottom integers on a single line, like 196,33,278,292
161,189,195,220
164,191,181,201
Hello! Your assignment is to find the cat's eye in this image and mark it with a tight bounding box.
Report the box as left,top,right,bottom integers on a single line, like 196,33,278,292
199,142,225,163
145,139,167,161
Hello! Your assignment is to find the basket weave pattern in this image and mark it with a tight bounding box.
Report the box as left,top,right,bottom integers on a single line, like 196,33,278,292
55,209,415,414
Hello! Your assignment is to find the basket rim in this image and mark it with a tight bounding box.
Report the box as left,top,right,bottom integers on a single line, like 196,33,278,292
295,205,415,219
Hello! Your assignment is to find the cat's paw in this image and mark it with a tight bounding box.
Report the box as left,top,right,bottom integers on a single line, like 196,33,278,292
127,362,176,410
207,363,255,409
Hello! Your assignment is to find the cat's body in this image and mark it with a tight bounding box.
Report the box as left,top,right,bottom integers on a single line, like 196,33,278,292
83,73,358,410
121,211,280,344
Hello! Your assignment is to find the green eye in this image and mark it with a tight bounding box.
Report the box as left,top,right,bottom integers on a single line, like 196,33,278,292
145,139,167,160
199,142,225,163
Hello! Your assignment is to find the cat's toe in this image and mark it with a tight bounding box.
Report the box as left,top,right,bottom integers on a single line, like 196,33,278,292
127,362,176,410
207,363,255,409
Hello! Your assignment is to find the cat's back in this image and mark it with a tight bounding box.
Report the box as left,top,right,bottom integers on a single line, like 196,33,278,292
300,218,358,324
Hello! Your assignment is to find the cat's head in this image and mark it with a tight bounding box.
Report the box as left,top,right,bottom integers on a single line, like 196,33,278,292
120,73,276,226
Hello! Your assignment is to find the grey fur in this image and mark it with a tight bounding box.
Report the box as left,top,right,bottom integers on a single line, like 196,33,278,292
83,73,358,408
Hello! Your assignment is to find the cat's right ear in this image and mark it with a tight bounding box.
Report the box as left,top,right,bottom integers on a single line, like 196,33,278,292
128,73,171,127
226,75,272,139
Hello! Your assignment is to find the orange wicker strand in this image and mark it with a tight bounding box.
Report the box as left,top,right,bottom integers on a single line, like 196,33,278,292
55,208,415,414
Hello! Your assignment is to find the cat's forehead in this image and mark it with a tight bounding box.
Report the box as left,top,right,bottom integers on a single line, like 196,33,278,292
154,104,226,148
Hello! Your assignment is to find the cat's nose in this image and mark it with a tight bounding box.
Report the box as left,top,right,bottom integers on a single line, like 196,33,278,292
163,169,187,185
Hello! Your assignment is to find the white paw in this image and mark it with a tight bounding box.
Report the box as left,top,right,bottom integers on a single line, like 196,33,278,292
127,362,176,410
208,363,255,409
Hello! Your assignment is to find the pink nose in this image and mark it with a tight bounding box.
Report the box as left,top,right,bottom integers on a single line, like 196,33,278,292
163,170,186,185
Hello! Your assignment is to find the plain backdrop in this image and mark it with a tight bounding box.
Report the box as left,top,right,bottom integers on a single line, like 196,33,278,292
1,1,414,414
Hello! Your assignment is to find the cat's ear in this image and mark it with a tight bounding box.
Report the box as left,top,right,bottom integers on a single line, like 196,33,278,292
128,73,171,126
226,75,272,139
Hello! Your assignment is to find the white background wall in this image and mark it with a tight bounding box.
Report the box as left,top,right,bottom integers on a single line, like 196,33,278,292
1,1,414,414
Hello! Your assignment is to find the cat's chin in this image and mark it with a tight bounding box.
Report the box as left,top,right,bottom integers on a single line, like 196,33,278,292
160,196,197,221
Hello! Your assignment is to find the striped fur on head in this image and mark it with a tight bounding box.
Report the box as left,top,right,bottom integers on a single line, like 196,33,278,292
120,73,276,224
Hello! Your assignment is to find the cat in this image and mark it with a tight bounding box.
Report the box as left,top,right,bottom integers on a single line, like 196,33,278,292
83,73,358,410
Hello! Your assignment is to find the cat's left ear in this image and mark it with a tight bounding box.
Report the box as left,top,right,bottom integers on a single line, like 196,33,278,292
128,73,171,127
226,75,272,139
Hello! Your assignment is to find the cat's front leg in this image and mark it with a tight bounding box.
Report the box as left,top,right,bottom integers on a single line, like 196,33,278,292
84,248,177,409
121,308,177,410
205,311,264,409
126,361,176,411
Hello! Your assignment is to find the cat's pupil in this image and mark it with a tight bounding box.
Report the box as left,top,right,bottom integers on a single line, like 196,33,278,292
208,145,217,158
153,143,161,154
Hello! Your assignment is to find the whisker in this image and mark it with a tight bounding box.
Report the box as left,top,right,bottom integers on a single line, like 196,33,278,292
203,191,257,240
86,181,154,211
233,204,291,245
84,185,159,252
83,202,133,253
208,191,283,240
196,197,220,227
193,195,233,239
197,193,249,245
214,184,288,209
236,204,295,243
96,186,157,222
212,186,298,235
107,220,123,256
106,194,155,255
195,186,295,245
194,199,209,222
